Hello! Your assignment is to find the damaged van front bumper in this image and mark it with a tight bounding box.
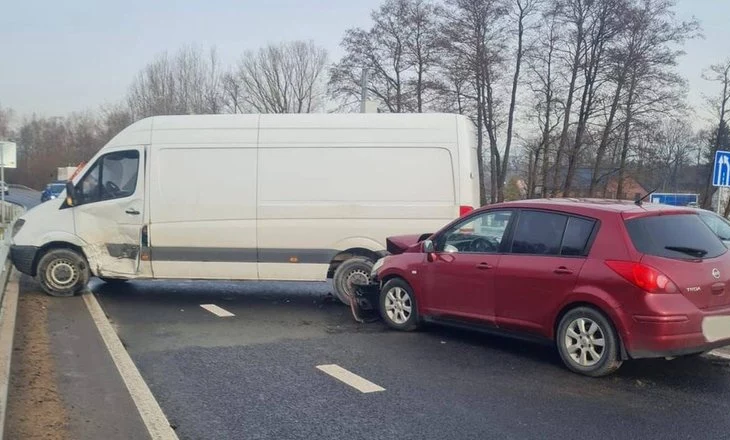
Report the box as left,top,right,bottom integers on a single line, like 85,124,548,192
10,245,39,276
349,281,382,323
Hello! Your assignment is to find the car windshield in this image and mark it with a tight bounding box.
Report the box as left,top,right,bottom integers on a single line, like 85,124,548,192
50,184,65,193
625,213,727,260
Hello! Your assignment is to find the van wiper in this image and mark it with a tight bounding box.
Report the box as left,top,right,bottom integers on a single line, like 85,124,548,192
665,246,708,258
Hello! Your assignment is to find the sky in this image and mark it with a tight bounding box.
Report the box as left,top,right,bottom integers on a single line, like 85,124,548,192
1,0,728,127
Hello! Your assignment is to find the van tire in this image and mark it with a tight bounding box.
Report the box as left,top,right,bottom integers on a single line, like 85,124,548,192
556,307,622,377
36,248,89,297
333,257,373,305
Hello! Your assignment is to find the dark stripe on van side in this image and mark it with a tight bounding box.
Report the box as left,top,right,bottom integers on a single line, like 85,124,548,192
149,247,338,264
106,244,140,260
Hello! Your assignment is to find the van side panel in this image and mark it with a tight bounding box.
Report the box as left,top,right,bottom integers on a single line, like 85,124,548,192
148,145,259,280
257,144,457,281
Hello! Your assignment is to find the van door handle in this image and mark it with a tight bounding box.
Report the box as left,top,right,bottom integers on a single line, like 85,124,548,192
125,208,140,215
476,262,493,270
554,267,573,275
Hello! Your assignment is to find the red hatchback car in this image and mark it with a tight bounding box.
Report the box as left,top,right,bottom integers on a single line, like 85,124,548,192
369,199,730,376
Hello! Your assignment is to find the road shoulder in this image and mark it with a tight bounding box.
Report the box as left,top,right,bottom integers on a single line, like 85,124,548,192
6,276,151,440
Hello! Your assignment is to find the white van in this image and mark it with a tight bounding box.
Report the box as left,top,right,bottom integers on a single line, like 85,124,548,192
10,113,479,301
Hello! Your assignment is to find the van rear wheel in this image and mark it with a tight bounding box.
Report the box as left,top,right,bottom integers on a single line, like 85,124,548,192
333,257,374,305
37,248,90,297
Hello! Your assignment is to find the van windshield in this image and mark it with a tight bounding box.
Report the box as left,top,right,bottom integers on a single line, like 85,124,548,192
625,214,727,260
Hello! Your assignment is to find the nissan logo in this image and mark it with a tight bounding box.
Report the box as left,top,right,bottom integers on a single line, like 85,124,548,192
712,268,721,280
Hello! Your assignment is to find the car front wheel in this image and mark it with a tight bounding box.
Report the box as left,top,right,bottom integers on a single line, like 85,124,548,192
556,307,622,377
379,278,419,331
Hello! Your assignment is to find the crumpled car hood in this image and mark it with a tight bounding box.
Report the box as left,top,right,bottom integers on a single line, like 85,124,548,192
386,233,432,255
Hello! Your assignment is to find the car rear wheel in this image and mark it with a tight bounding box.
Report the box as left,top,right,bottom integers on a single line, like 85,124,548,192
333,257,374,305
379,278,419,331
556,307,622,377
37,248,89,297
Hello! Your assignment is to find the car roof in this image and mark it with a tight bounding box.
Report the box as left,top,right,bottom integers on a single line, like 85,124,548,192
486,198,696,219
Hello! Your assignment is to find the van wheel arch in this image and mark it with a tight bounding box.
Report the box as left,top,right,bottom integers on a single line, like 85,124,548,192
553,302,628,361
326,248,384,279
33,242,90,277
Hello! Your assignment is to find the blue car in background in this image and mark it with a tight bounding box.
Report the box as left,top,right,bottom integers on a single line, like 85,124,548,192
41,181,66,203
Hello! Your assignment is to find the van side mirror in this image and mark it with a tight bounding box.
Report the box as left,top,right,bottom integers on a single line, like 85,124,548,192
65,181,76,207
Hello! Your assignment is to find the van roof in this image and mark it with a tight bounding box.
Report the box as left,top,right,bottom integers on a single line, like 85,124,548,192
107,113,470,148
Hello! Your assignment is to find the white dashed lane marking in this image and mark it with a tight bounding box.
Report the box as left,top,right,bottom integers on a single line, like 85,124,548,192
316,364,385,393
200,304,235,318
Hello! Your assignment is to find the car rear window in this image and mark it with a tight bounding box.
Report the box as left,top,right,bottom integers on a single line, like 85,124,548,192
625,214,727,260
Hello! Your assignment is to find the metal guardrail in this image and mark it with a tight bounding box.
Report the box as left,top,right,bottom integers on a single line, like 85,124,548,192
0,201,24,439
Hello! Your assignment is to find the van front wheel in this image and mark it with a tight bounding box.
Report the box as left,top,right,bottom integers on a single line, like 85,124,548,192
37,249,90,297
333,257,373,305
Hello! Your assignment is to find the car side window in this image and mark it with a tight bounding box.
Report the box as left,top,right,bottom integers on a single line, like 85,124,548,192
560,217,596,256
511,211,568,255
437,211,513,254
75,150,140,205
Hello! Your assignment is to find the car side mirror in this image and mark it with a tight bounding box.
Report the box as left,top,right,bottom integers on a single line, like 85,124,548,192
65,181,76,207
423,239,435,253
423,239,437,262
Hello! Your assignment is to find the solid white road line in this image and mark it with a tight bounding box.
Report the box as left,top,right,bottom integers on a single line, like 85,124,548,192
708,350,730,360
83,292,179,440
200,304,235,318
316,364,385,393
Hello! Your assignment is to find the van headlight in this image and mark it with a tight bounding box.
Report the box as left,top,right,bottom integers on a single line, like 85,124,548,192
11,219,25,238
371,257,386,277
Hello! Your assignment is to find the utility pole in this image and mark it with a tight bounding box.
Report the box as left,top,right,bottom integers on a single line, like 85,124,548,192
360,68,369,113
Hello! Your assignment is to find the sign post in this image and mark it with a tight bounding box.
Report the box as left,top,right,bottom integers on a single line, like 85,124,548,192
712,150,730,215
0,142,17,225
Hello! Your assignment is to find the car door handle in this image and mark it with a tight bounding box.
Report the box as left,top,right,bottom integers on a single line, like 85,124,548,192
554,267,573,275
125,208,140,215
476,262,494,270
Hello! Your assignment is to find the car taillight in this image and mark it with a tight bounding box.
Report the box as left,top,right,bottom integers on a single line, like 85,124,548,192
459,205,474,216
605,261,678,294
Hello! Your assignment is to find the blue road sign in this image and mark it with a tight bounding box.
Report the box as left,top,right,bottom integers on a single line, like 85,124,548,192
650,193,698,206
713,150,730,187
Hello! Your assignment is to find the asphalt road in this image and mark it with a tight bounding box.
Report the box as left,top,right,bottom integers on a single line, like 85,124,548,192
90,279,730,440
6,185,40,209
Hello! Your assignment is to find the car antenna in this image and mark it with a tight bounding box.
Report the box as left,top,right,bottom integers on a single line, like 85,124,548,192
635,188,657,206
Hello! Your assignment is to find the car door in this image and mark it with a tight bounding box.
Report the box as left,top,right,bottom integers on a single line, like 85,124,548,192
423,210,515,323
72,147,145,278
495,210,596,336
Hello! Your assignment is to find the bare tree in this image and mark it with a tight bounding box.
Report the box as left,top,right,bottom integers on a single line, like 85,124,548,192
330,0,442,113
562,0,623,195
221,72,244,114
700,59,730,209
442,0,508,204
526,8,563,196
591,0,698,197
236,41,328,113
127,46,224,118
501,0,538,201
0,105,13,140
